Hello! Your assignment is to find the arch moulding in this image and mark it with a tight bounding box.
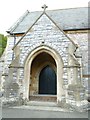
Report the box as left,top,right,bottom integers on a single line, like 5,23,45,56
23,45,64,102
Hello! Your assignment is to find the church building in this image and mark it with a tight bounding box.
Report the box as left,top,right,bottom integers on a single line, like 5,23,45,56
0,5,89,110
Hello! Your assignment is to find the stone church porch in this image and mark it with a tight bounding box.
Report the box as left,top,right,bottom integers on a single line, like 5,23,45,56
0,6,89,112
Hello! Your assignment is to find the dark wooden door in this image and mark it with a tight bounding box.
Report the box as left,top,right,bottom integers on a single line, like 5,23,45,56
39,66,57,95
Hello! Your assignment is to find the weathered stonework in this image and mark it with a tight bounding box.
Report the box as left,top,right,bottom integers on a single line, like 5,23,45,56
0,8,88,111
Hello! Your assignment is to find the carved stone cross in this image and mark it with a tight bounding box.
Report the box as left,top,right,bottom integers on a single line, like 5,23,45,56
42,4,48,11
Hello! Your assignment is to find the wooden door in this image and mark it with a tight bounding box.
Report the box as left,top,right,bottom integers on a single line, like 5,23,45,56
39,66,57,95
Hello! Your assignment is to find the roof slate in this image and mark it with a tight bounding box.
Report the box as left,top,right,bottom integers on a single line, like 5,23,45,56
7,7,88,34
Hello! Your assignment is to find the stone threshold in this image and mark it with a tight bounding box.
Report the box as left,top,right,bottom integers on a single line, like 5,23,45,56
29,95,57,102
26,101,57,107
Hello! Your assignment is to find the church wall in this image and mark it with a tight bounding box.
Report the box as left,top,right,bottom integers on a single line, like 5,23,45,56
4,32,87,75
15,14,73,91
0,36,15,92
2,36,14,74
67,33,88,71
67,33,88,88
2,14,88,99
2,36,22,74
0,36,23,93
0,14,88,105
15,30,88,100
1,33,88,96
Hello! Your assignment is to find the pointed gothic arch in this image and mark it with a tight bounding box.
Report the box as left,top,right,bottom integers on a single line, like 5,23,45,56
23,45,64,102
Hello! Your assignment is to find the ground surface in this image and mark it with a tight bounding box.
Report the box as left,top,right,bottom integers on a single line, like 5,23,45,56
2,107,88,118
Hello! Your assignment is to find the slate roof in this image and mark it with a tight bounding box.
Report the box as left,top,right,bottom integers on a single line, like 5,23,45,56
7,7,88,34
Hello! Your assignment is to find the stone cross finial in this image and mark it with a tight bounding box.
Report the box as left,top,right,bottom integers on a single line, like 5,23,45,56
42,4,48,11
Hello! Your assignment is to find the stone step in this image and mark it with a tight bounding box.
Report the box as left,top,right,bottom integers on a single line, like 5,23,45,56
12,101,69,112
12,105,68,112
26,101,57,107
29,95,57,102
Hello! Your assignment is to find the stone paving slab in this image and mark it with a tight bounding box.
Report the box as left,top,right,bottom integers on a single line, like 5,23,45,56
2,107,88,118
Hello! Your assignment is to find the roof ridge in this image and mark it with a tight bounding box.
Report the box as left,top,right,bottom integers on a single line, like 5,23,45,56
27,7,87,13
46,7,88,12
7,10,30,34
7,7,88,34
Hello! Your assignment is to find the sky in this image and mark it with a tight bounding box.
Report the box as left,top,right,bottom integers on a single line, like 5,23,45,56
0,0,89,35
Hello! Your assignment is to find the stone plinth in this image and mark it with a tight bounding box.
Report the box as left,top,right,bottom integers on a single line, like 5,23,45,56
67,83,88,111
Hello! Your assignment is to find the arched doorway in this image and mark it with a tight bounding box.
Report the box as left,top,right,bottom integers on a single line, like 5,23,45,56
24,45,64,102
39,65,57,95
30,52,56,96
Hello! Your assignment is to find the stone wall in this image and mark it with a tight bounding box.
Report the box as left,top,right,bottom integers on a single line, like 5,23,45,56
15,14,73,87
4,33,87,82
0,14,88,108
68,33,88,73
67,33,88,88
